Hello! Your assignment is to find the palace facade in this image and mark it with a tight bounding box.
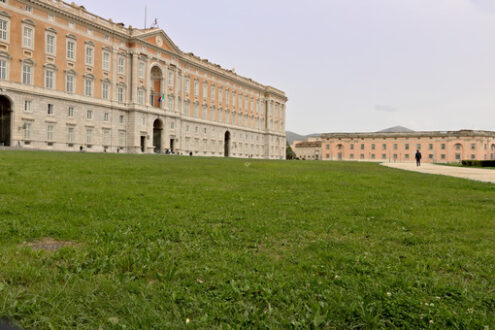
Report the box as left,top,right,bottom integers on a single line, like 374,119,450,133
0,0,287,159
293,130,495,162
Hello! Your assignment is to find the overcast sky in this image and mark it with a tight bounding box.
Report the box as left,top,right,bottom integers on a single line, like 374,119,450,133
78,0,495,134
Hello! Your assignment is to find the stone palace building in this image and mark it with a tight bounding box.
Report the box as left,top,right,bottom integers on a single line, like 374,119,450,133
293,128,495,163
0,0,287,159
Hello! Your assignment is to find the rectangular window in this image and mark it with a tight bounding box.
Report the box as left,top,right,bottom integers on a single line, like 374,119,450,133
429,144,433,150
85,79,93,97
211,85,215,100
24,100,31,112
23,122,31,140
23,26,33,48
0,59,6,80
119,115,124,124
46,34,55,55
194,79,199,97
361,144,364,150
103,129,111,146
138,89,144,105
441,154,446,160
441,143,446,150
119,131,125,146
22,64,32,85
47,104,54,115
67,40,75,60
371,144,375,150
382,154,387,159
118,56,125,74
471,154,475,160
0,19,8,41
429,154,433,159
85,46,94,66
68,106,74,118
102,82,109,100
417,144,421,150
219,88,223,104
67,127,75,143
45,70,54,89
382,144,387,150
167,96,173,110
226,90,230,106
86,128,93,144
194,103,199,117
66,74,74,93
47,125,54,141
471,143,476,150
350,144,354,150
455,153,461,160
86,109,93,120
103,52,110,70
25,5,32,13
360,154,364,159
104,112,109,121
185,77,190,94
393,144,398,150
138,61,144,78
118,87,124,103
168,70,174,87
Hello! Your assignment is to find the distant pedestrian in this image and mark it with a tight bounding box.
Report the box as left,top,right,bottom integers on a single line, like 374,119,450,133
415,150,422,166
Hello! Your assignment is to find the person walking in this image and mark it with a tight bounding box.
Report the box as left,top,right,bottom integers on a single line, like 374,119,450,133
415,149,422,166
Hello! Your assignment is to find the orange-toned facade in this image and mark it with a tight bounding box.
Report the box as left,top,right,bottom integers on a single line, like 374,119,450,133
0,0,287,159
293,130,495,162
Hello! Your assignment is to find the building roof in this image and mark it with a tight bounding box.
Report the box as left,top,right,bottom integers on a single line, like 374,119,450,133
294,141,322,148
321,129,495,139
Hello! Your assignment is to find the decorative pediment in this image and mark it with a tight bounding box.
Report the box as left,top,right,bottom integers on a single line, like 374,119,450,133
43,63,57,71
0,11,11,19
22,19,35,27
20,58,34,65
0,51,11,60
102,46,112,52
101,77,111,83
66,33,77,40
64,69,77,75
85,40,95,46
135,29,181,54
83,73,95,80
45,27,57,34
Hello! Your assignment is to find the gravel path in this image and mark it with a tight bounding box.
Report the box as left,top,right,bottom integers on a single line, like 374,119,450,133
382,162,495,184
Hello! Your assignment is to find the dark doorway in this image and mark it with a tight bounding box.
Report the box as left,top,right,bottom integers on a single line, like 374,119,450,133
170,139,175,153
224,131,231,157
153,119,163,153
140,136,146,153
0,95,12,147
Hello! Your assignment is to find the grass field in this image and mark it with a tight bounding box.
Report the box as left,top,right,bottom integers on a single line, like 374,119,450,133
0,151,494,329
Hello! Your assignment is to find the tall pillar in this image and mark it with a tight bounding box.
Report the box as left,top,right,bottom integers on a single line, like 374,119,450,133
131,51,139,104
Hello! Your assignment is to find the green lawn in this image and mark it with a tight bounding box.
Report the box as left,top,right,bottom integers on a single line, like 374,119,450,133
0,151,494,329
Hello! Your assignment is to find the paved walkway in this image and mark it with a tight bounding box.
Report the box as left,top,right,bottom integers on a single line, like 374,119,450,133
382,162,495,184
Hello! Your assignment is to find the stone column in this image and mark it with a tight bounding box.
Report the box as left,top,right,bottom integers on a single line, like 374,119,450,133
112,47,119,101
130,51,139,104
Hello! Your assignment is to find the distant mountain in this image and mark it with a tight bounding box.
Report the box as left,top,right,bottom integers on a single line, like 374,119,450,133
378,126,415,133
286,131,321,144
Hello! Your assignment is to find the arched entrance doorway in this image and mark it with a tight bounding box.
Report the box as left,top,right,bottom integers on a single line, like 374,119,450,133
150,66,163,108
224,131,231,157
153,119,163,153
0,95,12,147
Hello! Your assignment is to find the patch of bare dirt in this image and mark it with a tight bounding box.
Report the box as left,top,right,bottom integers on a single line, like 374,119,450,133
20,238,79,251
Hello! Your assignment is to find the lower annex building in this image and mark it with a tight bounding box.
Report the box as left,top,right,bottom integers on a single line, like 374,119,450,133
292,127,495,162
0,0,287,159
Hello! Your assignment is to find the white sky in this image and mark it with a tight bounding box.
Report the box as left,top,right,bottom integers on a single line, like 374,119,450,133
78,0,495,134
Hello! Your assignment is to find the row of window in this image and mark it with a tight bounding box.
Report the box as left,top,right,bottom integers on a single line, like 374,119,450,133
22,122,126,146
23,101,126,123
326,153,475,160
326,143,479,151
0,16,128,73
